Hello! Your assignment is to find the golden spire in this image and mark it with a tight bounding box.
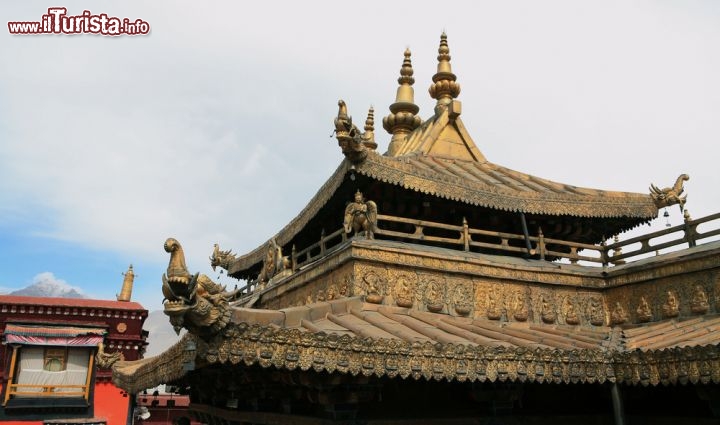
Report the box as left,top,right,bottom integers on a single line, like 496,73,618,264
362,106,377,150
429,32,461,111
117,264,134,302
383,48,422,156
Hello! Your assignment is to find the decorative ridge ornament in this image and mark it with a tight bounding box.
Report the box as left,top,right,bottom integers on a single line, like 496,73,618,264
429,32,461,112
362,106,377,150
96,342,124,369
117,264,134,302
334,100,368,164
161,238,241,338
650,173,689,212
383,48,422,156
210,243,236,272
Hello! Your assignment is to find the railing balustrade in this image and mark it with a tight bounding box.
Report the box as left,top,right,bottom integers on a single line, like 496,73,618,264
236,212,720,297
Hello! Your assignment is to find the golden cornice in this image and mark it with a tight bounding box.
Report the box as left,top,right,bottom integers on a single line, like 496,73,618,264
112,319,720,393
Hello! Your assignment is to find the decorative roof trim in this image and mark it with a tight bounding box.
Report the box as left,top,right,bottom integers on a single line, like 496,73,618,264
111,320,720,393
112,333,195,394
357,152,657,218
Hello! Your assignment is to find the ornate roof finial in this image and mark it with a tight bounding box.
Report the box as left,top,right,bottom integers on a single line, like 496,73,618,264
117,264,134,302
334,100,368,164
429,32,461,111
383,48,422,156
362,106,377,150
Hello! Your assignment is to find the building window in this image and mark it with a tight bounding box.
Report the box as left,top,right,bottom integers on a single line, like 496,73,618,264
43,348,67,372
13,347,91,397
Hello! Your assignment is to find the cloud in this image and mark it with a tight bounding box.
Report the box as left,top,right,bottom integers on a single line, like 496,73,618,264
10,272,86,298
0,0,718,288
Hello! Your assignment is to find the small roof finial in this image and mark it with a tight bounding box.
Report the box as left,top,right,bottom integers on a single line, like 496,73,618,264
383,48,422,156
429,32,461,110
362,106,377,150
117,264,135,302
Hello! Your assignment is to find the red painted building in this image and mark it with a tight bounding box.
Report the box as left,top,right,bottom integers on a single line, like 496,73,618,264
0,293,148,425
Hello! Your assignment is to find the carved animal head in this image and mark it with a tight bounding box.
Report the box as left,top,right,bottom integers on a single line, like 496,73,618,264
161,238,235,336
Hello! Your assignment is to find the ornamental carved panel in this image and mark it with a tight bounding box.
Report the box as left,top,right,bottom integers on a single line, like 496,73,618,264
450,278,473,316
420,275,446,313
389,269,417,308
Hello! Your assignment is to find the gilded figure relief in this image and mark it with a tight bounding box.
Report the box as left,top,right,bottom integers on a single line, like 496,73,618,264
636,296,653,322
563,297,579,325
487,289,502,320
512,291,528,322
424,278,445,312
394,273,415,308
452,282,472,316
611,302,628,325
690,284,709,314
588,297,605,326
540,295,556,324
662,290,679,318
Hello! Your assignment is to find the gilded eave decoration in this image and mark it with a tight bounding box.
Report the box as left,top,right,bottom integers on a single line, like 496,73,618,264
171,322,720,391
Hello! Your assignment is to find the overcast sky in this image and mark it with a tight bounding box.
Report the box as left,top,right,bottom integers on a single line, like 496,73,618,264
1,1,718,311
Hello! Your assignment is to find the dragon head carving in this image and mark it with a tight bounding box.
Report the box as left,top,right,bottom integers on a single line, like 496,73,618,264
162,238,239,338
334,100,368,164
650,174,689,212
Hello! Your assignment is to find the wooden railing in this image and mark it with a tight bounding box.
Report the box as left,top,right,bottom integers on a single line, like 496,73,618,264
237,212,720,296
6,383,89,399
605,212,720,263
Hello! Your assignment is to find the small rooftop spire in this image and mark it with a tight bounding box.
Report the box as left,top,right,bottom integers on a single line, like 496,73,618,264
362,106,377,150
383,48,422,156
429,32,461,111
117,264,134,302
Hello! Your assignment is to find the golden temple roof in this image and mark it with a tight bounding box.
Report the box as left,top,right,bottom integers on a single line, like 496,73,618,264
112,296,720,393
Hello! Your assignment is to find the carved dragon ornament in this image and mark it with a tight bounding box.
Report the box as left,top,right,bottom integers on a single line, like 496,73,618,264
650,174,689,212
162,238,240,339
334,100,369,164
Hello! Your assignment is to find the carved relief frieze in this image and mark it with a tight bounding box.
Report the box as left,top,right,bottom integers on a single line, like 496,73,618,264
539,294,556,324
662,290,680,318
611,302,628,325
562,296,579,325
451,279,473,316
636,296,653,323
690,284,709,315
486,287,503,320
421,275,446,313
587,296,605,326
390,270,416,308
511,290,529,322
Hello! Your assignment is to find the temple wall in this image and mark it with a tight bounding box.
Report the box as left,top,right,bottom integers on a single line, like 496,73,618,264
256,239,720,327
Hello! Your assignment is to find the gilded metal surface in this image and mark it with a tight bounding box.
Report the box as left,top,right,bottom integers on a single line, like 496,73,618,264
343,190,377,239
334,100,368,164
383,48,422,156
429,32,461,110
161,238,240,337
258,238,290,285
210,243,237,272
117,264,134,302
650,173,689,211
362,107,377,150
184,321,720,388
